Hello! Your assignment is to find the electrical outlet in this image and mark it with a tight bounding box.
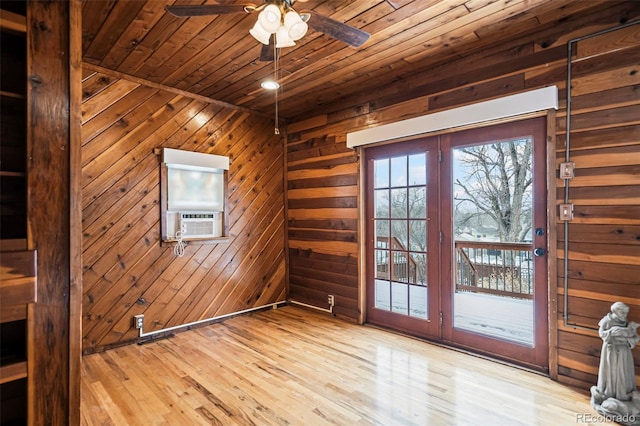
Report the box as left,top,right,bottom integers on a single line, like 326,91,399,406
134,314,144,329
327,295,335,306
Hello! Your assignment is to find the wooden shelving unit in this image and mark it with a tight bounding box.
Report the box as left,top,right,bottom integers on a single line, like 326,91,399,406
0,251,36,385
1,4,27,243
0,3,33,424
0,252,35,425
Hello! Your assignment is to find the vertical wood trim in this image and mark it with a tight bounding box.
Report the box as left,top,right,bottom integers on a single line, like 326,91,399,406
159,163,168,240
546,108,559,381
283,131,291,300
357,147,366,324
223,169,229,237
69,0,83,423
27,1,71,424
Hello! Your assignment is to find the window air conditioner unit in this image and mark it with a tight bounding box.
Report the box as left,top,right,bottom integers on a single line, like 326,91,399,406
167,212,222,239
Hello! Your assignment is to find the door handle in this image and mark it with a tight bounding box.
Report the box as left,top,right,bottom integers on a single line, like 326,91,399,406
533,248,546,257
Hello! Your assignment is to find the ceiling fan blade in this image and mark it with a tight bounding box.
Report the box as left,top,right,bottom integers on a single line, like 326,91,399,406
259,35,275,62
165,4,255,17
304,11,370,48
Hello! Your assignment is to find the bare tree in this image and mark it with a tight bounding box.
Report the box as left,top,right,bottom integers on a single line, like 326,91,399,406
454,139,532,242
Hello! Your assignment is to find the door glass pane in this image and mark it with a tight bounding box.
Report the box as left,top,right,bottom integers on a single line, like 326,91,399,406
375,220,390,282
376,220,389,240
410,285,427,318
391,220,407,253
390,156,407,186
374,158,389,188
408,153,426,185
390,188,407,218
412,253,427,286
370,152,430,322
375,249,389,280
391,282,408,314
375,189,389,218
392,251,409,283
409,220,426,252
452,138,534,346
408,187,426,218
375,279,391,311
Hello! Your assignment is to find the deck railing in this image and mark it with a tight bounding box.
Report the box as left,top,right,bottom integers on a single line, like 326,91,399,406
375,236,418,283
455,240,533,299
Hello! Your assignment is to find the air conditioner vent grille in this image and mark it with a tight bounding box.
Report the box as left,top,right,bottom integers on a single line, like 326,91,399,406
183,220,215,236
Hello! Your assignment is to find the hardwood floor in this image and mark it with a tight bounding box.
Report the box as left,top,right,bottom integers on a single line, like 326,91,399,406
81,306,610,425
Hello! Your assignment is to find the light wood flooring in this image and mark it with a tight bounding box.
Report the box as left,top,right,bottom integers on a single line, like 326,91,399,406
81,306,610,425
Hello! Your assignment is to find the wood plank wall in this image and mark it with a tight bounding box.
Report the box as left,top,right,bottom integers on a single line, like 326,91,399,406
81,69,286,354
555,20,640,389
285,1,640,390
287,136,360,318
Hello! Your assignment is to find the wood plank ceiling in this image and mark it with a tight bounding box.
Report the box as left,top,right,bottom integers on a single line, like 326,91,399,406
81,0,612,123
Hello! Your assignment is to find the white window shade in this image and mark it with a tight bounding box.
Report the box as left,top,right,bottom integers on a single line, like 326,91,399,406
162,148,229,214
167,168,224,212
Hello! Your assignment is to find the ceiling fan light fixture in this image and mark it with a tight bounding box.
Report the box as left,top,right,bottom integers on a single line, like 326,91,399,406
249,21,272,45
284,11,308,41
258,4,281,33
275,26,295,48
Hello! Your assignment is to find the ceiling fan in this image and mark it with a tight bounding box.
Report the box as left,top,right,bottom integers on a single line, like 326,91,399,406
165,1,371,61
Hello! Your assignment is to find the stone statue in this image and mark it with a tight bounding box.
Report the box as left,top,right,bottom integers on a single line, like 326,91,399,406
591,302,640,425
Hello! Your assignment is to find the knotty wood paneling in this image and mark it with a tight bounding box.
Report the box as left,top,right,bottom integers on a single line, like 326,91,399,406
81,70,286,354
285,3,640,390
81,0,627,122
286,135,360,318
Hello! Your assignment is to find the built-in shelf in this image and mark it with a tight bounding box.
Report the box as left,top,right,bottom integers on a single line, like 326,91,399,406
0,305,27,324
0,251,37,302
0,171,26,177
0,361,27,385
0,90,24,99
0,239,28,253
0,9,26,34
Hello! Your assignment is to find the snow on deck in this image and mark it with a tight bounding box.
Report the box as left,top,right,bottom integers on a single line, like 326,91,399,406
375,281,534,345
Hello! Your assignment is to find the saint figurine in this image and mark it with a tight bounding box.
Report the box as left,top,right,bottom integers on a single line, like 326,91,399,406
591,302,640,425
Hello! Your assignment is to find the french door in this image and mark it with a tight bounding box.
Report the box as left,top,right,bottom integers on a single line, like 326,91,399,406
365,137,441,337
365,117,549,371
